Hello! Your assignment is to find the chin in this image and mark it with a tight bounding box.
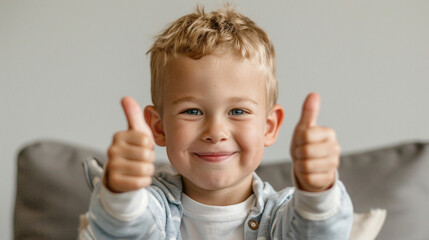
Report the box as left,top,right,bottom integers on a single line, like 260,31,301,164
201,172,253,191
199,175,233,190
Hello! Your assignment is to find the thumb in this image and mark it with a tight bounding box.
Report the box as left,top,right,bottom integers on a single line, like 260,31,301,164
298,92,321,128
121,97,151,135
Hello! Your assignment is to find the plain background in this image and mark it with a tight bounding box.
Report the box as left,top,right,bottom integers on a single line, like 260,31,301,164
1,0,428,238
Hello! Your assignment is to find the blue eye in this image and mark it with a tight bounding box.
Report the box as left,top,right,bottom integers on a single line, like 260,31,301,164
183,109,202,115
229,109,245,115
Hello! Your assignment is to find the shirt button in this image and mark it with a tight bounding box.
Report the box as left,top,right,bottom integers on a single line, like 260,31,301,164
248,219,259,230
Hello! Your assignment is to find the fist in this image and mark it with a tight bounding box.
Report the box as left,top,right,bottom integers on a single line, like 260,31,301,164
105,97,155,193
290,93,340,192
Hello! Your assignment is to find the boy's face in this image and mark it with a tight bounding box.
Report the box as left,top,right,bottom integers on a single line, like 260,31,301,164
150,52,282,204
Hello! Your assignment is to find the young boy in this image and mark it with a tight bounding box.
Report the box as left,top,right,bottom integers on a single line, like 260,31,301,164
79,5,353,239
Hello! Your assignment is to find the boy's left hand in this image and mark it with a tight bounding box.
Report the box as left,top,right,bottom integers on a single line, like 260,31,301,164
290,93,340,192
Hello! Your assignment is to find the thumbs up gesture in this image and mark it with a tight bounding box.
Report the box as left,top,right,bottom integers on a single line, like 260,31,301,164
105,97,155,193
290,93,340,192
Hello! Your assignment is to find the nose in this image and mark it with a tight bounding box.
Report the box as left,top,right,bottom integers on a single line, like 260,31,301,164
201,117,228,143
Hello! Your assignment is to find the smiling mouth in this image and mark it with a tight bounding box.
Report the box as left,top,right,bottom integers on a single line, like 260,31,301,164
193,152,236,162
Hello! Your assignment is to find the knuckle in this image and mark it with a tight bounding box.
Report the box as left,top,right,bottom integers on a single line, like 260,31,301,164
335,144,342,155
295,145,308,158
107,172,121,186
299,161,311,173
331,130,337,140
301,174,312,185
326,141,340,155
325,127,334,134
293,128,306,144
112,131,124,143
302,145,312,156
136,177,152,189
333,157,340,168
141,148,149,159
328,142,341,156
305,174,319,187
141,135,153,147
147,164,155,176
145,177,153,186
294,148,301,159
107,146,118,158
134,132,147,145
108,160,122,171
321,127,336,140
144,178,153,187
142,149,155,162
334,160,340,169
327,155,338,165
132,147,145,160
130,180,142,190
326,158,338,170
138,163,152,176
303,130,312,143
294,162,302,173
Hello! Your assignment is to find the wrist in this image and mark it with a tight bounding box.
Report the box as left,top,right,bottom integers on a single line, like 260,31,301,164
100,182,149,221
293,180,341,221
293,169,337,192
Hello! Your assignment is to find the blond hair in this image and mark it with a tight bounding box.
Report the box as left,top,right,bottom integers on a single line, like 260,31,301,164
147,5,277,114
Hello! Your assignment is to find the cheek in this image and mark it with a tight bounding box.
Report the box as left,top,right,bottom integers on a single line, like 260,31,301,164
235,120,266,151
164,119,196,152
165,118,186,139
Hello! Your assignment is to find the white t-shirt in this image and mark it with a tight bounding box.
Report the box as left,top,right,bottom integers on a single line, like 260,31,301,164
180,193,255,240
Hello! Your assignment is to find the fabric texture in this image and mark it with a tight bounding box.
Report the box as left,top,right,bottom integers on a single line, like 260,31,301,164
14,140,105,240
14,139,429,239
255,141,429,239
351,209,387,240
180,193,254,240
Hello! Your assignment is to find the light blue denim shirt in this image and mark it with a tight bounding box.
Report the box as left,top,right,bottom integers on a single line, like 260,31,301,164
79,159,353,240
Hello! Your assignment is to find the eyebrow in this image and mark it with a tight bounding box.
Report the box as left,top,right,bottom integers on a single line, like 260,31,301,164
172,96,258,105
172,96,199,105
228,97,258,106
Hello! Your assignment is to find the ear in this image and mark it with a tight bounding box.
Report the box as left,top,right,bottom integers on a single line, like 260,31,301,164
144,105,166,146
264,104,285,147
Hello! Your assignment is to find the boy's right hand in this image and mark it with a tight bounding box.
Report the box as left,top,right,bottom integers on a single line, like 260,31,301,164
105,97,155,193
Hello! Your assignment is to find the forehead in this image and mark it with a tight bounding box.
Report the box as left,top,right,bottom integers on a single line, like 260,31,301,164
164,52,265,84
162,52,267,103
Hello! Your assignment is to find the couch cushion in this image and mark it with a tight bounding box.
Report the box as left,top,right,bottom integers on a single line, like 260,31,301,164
256,141,429,240
14,140,106,239
14,140,429,239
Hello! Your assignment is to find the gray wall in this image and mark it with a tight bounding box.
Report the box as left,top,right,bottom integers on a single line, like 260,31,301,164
1,0,428,238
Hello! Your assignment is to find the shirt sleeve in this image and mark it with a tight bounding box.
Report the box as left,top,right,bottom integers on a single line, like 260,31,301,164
269,177,353,239
99,183,149,221
78,179,168,240
293,180,341,221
